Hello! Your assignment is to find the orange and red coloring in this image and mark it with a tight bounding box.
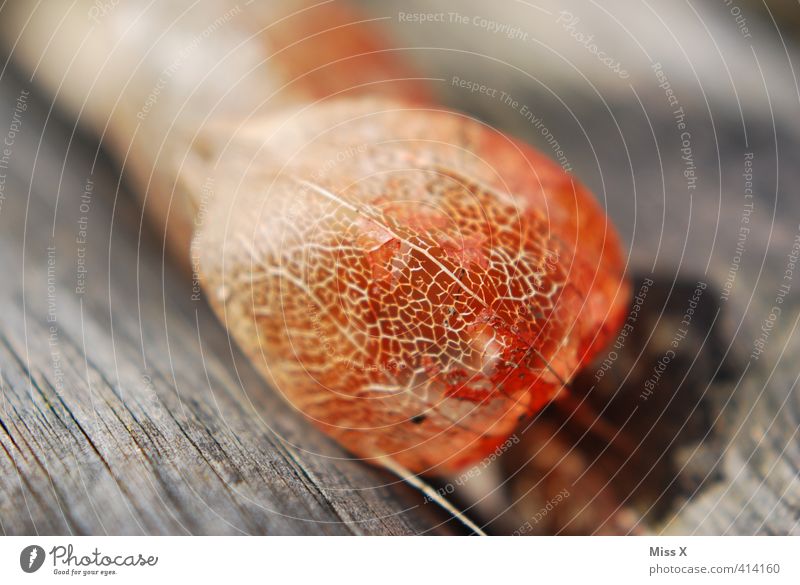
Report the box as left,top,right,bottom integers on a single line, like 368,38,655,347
193,3,630,475
198,100,629,475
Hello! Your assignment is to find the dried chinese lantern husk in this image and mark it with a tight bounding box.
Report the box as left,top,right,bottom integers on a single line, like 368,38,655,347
4,0,629,474
195,99,630,473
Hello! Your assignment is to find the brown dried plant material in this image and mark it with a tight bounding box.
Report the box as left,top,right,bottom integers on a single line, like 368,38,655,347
503,420,641,535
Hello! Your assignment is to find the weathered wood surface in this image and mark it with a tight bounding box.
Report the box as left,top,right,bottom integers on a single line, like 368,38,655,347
0,64,456,535
1,0,800,535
